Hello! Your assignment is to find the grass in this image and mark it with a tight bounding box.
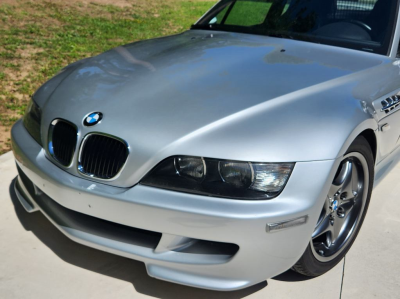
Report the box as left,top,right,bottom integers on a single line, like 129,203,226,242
224,2,272,26
0,0,215,154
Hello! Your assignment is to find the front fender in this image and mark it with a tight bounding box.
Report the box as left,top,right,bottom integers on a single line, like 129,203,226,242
336,118,378,161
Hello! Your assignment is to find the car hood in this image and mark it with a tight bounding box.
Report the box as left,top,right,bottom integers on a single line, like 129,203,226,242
40,30,390,187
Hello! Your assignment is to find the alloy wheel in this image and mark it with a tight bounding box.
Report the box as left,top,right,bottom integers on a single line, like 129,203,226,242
311,152,369,262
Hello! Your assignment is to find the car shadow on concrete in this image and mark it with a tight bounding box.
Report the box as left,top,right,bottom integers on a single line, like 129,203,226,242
9,178,310,298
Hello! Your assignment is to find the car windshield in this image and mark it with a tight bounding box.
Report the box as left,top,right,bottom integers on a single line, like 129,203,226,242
193,0,399,55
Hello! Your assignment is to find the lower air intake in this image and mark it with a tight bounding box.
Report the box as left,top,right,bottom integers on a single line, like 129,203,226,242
78,134,129,180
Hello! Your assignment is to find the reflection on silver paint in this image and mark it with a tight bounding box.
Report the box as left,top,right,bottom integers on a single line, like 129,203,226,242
11,120,340,290
361,100,376,118
114,46,156,72
11,21,400,290
32,30,400,188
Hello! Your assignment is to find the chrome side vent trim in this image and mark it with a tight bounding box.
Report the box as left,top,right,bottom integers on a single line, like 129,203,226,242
381,95,400,114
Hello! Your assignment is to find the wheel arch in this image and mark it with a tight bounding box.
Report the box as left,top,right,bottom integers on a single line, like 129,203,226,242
337,118,378,163
358,129,377,163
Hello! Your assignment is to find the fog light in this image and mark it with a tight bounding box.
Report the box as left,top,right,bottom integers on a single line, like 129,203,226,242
266,216,308,233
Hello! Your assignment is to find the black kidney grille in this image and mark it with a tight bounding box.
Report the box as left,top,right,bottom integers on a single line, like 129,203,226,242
51,121,77,166
79,134,129,179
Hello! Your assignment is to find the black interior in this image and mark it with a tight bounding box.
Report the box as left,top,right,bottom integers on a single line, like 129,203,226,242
194,0,399,55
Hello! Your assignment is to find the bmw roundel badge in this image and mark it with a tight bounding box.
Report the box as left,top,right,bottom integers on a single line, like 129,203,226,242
332,200,338,211
84,112,103,126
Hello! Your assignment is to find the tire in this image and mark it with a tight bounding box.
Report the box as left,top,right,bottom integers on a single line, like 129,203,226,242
292,136,374,277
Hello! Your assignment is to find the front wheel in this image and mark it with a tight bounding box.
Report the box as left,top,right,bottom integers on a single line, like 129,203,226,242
292,136,374,276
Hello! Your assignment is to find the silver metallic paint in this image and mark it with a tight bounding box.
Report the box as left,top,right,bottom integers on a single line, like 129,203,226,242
31,30,400,189
11,25,400,290
12,120,340,290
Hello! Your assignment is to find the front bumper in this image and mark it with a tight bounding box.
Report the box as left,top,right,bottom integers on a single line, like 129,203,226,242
11,119,339,291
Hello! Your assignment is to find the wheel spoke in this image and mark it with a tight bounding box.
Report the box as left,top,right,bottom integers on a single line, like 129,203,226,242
339,203,358,238
342,161,359,200
312,214,332,239
331,200,356,244
331,216,344,244
333,160,351,188
340,200,355,213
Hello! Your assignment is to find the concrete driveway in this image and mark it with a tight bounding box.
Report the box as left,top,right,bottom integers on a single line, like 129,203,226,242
0,151,399,298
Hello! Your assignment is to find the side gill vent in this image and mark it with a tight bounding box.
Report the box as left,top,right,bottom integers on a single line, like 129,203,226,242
381,95,400,114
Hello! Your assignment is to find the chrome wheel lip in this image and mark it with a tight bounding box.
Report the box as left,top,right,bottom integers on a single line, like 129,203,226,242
310,152,369,263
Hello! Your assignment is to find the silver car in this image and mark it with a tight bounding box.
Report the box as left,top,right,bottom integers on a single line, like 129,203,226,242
11,0,400,291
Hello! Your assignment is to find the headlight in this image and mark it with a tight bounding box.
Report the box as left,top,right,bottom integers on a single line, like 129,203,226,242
23,99,42,146
141,156,294,200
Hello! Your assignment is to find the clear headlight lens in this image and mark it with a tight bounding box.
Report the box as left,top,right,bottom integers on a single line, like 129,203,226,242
141,156,295,200
174,157,206,181
219,161,253,188
23,99,42,146
251,164,294,193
